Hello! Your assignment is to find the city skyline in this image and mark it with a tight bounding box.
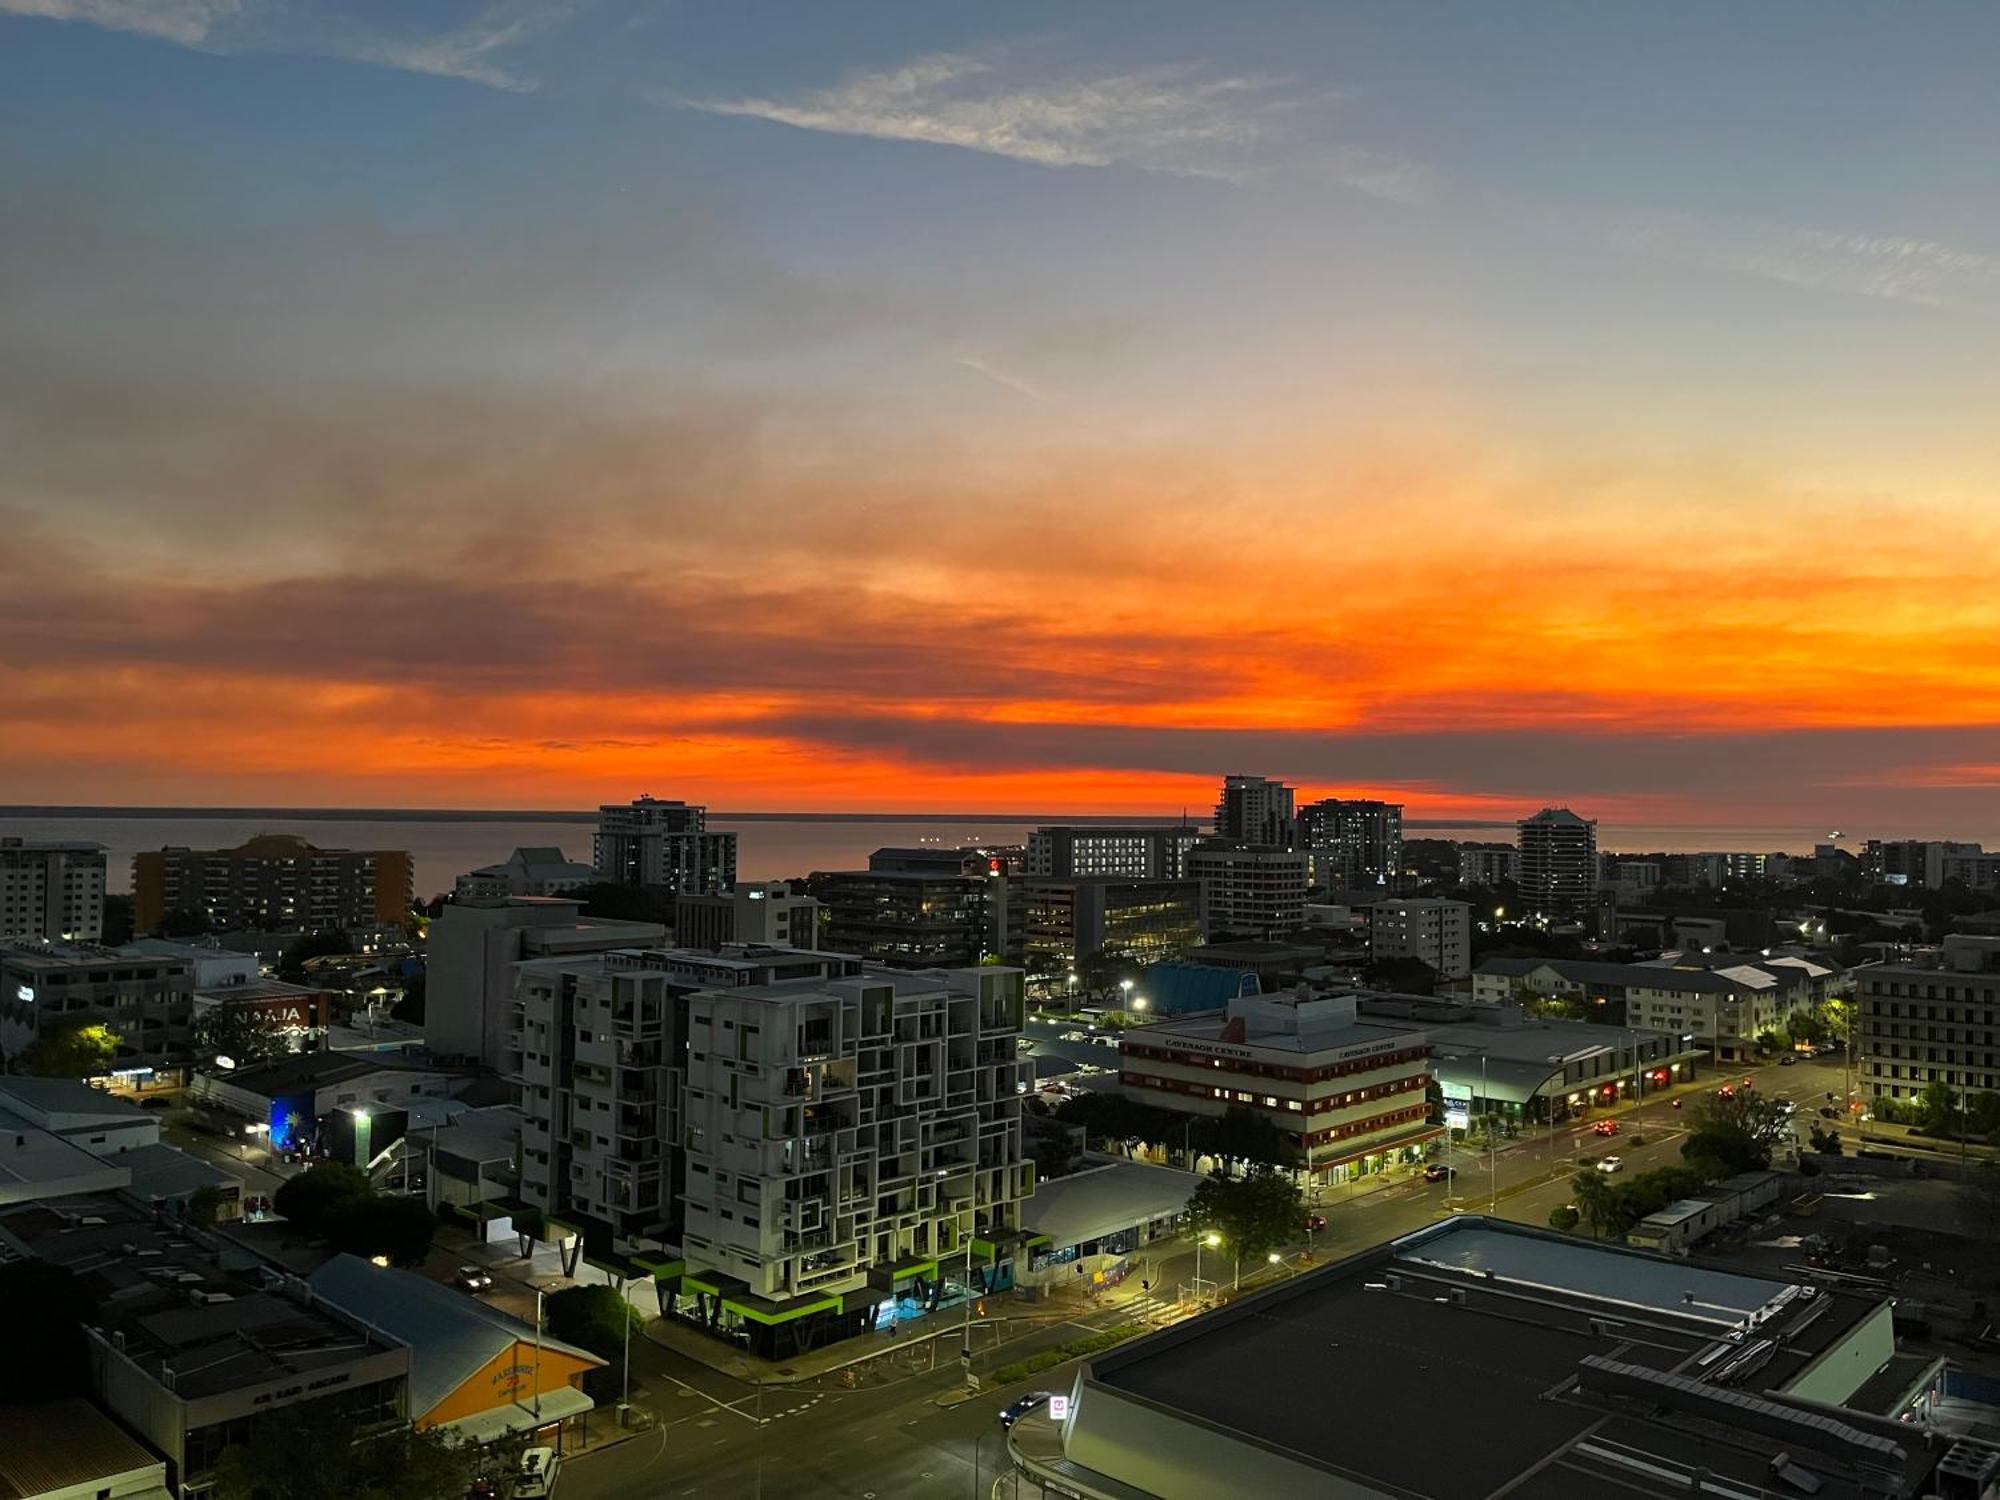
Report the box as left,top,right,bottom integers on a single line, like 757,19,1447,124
5,3,1999,828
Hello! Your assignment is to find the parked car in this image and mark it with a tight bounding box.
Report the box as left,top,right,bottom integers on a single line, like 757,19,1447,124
454,1266,494,1294
1595,1156,1624,1174
1423,1163,1454,1183
999,1392,1051,1429
1779,1054,1797,1066
1592,1120,1619,1137
513,1447,558,1499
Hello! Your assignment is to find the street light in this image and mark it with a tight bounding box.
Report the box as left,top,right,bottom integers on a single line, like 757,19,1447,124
1196,1231,1220,1303
1132,995,1149,1012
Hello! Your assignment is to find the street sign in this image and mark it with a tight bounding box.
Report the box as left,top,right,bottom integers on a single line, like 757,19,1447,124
1049,1394,1071,1420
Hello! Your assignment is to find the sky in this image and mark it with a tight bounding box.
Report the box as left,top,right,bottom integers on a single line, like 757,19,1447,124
3,2,1999,831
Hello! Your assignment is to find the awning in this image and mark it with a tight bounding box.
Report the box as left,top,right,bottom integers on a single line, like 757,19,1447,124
434,1384,595,1444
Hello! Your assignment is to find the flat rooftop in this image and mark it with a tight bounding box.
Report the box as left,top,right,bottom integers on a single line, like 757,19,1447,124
1069,1218,1923,1500
1130,1008,1418,1057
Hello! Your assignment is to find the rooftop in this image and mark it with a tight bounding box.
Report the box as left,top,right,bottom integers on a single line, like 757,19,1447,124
205,1050,461,1095
1054,1217,1923,1500
1020,1158,1202,1251
0,1398,164,1499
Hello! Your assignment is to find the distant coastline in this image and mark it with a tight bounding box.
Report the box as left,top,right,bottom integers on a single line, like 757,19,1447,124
0,805,1520,829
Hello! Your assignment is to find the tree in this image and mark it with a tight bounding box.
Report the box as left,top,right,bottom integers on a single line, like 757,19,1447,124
1570,1171,1620,1238
543,1285,642,1395
0,1261,93,1401
1914,1079,1962,1138
390,971,426,1025
209,1396,479,1500
1547,1204,1580,1233
1195,1106,1302,1178
1362,956,1437,996
191,1005,290,1067
1807,1124,1844,1155
1030,1131,1081,1183
156,907,214,938
18,1020,119,1079
186,1185,229,1227
1679,1090,1789,1176
328,1194,437,1267
277,928,353,982
1186,1169,1305,1271
273,1163,373,1235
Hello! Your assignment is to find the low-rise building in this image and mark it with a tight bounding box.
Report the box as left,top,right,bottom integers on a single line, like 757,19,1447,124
1010,1215,1951,1500
1365,897,1471,981
1472,954,1815,1060
0,1397,170,1500
1119,991,1439,1185
189,977,335,1053
190,1052,474,1153
452,846,598,902
1017,1157,1201,1289
0,836,108,943
0,1194,410,1497
1002,877,1203,986
0,942,196,1071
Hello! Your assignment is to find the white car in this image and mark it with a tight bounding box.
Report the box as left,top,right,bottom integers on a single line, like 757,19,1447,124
1595,1156,1624,1174
513,1447,558,1499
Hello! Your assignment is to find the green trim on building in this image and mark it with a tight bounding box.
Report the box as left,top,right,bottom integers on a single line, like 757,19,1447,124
889,1257,939,1282
969,1238,1003,1262
631,1254,685,1280
719,1292,844,1327
1023,1234,1052,1250
544,1215,586,1242
684,1274,724,1298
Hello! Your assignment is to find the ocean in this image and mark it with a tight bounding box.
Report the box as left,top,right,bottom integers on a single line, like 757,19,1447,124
0,808,1849,900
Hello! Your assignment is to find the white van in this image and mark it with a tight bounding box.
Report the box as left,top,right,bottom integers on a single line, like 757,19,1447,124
513,1447,558,1499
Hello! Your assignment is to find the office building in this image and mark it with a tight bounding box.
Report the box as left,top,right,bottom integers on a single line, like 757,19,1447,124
132,835,412,937
1516,807,1599,913
0,942,195,1070
592,796,736,894
1003,877,1203,984
674,882,821,951
1296,798,1403,889
1472,954,1815,1060
1024,825,1203,880
452,845,598,901
1186,844,1308,940
1456,841,1519,886
1687,850,1784,887
1366,897,1472,980
1858,934,2000,1104
0,836,107,942
1861,839,2000,890
1212,774,1296,848
1119,990,1439,1184
1008,1215,1957,1500
806,867,998,968
424,896,665,1073
0,1194,409,1497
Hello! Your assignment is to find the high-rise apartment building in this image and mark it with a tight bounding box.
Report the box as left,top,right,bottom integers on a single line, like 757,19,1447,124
1858,934,2000,1104
1187,845,1309,939
674,882,822,951
132,835,412,936
1516,808,1599,913
514,945,1031,1358
1296,799,1404,889
1023,825,1203,880
1366,898,1472,981
0,837,107,942
806,868,997,968
1456,842,1519,886
1213,775,1297,848
1863,839,2000,892
593,797,737,894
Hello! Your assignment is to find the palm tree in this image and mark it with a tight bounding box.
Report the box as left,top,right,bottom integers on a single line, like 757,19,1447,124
1570,1171,1620,1239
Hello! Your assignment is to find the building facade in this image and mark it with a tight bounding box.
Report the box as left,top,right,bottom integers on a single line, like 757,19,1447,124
1366,898,1472,980
806,869,997,968
1858,935,2000,1103
1472,955,1814,1061
1456,842,1519,886
1296,799,1403,889
0,837,107,942
1213,775,1297,848
0,942,196,1069
1119,992,1440,1184
1187,845,1308,940
1023,825,1203,880
674,882,822,951
1516,807,1599,913
1003,877,1203,984
132,835,412,936
592,797,737,894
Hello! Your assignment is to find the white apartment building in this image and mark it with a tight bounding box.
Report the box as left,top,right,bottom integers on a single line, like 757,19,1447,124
1859,935,2000,1102
1457,843,1519,886
1367,898,1472,981
674,882,821,950
1188,845,1309,939
0,837,107,942
425,897,665,1072
1214,775,1297,848
593,796,737,893
1472,955,1814,1061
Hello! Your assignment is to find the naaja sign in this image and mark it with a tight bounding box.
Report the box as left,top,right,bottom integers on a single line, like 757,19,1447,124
493,1359,534,1394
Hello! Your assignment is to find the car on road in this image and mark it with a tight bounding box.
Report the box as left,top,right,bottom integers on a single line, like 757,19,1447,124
999,1392,1052,1429
1423,1163,1455,1182
454,1266,494,1294
1592,1119,1619,1136
1595,1156,1624,1174
1779,1054,1797,1066
140,1095,174,1110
